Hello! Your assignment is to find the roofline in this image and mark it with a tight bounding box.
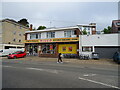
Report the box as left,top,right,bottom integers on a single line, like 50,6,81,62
25,26,79,33
0,19,29,29
77,24,96,27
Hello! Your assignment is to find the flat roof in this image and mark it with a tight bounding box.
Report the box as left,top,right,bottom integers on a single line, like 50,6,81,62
25,26,79,33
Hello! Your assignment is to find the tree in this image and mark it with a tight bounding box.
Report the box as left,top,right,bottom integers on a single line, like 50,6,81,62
37,26,46,30
103,26,111,34
82,30,87,35
18,18,29,27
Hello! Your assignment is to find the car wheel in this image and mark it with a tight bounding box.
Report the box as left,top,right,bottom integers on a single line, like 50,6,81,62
14,56,17,59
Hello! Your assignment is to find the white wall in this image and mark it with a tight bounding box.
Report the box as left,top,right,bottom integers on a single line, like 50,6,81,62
27,34,30,40
55,31,64,38
80,34,119,46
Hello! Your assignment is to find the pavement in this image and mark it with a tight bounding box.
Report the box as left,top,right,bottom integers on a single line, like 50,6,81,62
1,56,117,66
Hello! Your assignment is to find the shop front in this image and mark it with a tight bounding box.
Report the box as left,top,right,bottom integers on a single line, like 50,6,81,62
25,37,79,57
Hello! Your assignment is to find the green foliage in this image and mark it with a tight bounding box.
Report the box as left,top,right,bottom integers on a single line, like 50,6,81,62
18,18,29,27
82,30,87,35
103,26,111,34
37,26,46,30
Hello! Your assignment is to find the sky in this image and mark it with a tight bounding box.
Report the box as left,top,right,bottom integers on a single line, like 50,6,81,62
1,0,119,30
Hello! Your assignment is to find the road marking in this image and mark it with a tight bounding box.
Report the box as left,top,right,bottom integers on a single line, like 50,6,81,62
26,67,58,74
2,65,17,68
83,74,96,77
78,77,120,89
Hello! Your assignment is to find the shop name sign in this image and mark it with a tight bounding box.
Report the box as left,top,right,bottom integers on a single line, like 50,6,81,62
53,38,79,42
25,37,79,43
25,40,40,43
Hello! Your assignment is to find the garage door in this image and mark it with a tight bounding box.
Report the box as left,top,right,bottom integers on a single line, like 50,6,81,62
95,46,119,59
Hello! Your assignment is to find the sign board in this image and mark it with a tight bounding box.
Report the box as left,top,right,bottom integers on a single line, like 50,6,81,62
25,37,79,43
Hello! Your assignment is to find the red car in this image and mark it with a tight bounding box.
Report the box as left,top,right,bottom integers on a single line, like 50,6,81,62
7,51,26,59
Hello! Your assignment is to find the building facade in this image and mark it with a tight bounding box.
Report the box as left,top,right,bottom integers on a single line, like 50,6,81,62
25,23,97,58
25,26,81,57
0,19,29,49
80,34,120,59
77,23,96,35
111,20,120,33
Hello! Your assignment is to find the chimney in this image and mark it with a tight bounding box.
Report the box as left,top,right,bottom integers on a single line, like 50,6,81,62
29,24,33,31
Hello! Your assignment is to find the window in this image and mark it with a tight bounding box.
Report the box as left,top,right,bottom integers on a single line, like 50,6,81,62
47,32,55,38
82,46,93,52
68,46,72,51
116,22,120,26
64,30,75,37
83,27,87,30
30,33,38,39
88,27,90,30
38,33,41,39
62,47,66,51
19,40,21,42
13,39,16,42
87,32,90,35
41,44,56,54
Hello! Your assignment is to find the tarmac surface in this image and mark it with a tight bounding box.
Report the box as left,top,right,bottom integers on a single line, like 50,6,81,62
1,55,117,66
2,56,119,88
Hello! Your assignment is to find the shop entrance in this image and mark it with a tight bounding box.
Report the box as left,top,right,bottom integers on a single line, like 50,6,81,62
27,44,38,56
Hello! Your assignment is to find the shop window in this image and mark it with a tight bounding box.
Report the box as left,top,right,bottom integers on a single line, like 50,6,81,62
62,47,66,51
41,44,56,54
82,46,93,52
68,46,72,51
47,32,55,38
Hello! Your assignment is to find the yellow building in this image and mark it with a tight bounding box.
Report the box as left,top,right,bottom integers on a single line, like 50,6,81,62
25,26,80,57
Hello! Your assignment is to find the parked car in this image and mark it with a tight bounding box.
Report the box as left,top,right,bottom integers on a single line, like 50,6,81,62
7,51,26,59
113,51,120,64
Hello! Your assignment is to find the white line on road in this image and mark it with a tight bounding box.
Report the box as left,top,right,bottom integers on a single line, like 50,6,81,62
78,77,120,89
83,74,97,77
26,67,58,74
3,66,14,68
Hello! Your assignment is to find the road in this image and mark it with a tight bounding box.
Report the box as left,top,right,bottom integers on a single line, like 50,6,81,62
2,58,119,89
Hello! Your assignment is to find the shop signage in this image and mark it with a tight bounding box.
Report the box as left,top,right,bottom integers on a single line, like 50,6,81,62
25,37,79,43
24,40,40,43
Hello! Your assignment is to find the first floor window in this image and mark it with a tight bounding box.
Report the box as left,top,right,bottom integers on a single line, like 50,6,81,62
82,46,93,52
64,30,75,37
30,33,38,39
47,32,55,38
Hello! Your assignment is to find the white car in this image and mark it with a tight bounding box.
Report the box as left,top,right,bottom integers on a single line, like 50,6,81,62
0,48,24,57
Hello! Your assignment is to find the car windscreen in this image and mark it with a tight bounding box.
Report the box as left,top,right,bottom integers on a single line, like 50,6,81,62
11,52,18,54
